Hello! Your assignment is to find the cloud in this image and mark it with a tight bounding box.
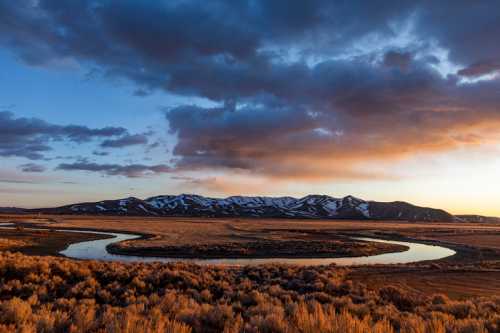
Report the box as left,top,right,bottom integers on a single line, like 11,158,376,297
165,58,500,180
0,111,126,160
92,151,109,156
3,1,499,98
175,176,273,196
18,163,46,173
415,2,500,72
0,169,52,185
133,88,152,97
0,179,40,184
0,1,418,100
3,1,500,181
100,133,149,148
383,50,413,71
458,61,500,78
56,162,171,178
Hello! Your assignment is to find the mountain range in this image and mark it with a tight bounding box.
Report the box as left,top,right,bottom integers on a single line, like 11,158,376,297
0,194,479,222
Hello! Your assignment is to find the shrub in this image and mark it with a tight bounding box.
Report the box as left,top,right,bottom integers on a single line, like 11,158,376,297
0,252,497,332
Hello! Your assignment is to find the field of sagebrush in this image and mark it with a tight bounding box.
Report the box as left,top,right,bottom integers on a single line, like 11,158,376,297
0,251,499,333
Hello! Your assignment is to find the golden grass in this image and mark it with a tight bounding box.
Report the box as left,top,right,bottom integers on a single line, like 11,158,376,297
0,251,498,332
1,214,499,332
5,214,500,250
0,238,31,250
351,269,500,300
426,233,500,250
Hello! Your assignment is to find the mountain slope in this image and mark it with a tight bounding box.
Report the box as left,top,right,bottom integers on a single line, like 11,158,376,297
0,207,28,214
456,215,500,223
28,194,458,221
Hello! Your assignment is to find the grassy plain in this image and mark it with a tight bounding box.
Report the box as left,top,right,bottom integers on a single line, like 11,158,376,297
1,214,500,332
4,214,500,257
4,214,500,247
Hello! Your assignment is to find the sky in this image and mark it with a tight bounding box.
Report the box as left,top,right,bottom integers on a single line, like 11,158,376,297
1,1,500,215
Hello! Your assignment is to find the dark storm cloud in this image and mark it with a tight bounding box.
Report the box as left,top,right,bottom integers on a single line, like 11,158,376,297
457,61,500,78
100,134,149,148
2,1,499,94
0,0,414,100
18,163,46,173
415,2,500,76
165,58,500,179
383,51,413,71
0,111,126,160
166,100,319,172
3,1,500,180
56,162,171,178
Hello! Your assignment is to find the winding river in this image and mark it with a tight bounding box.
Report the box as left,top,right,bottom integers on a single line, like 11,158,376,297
0,223,456,265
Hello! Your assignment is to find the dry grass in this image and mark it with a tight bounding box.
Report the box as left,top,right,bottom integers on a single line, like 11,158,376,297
0,238,31,250
1,216,410,258
111,237,406,259
351,268,500,300
1,215,500,331
425,232,500,250
3,214,500,263
0,251,499,332
5,214,500,249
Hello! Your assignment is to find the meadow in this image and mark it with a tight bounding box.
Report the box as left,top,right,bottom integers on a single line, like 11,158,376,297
6,215,500,252
0,215,500,332
0,251,499,333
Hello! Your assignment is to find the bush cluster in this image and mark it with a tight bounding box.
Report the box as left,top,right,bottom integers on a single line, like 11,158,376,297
0,252,498,332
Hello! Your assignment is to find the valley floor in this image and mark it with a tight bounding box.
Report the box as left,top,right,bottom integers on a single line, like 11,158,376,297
0,214,500,332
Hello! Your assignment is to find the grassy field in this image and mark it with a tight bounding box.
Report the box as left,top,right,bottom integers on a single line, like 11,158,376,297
1,215,411,258
0,252,498,332
2,214,500,262
4,214,500,256
350,268,500,299
4,214,500,246
1,214,500,332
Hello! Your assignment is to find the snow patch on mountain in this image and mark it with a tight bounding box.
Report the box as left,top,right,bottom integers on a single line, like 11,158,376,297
34,194,455,221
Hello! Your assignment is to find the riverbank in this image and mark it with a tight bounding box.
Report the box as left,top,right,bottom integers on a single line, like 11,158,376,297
0,227,111,256
3,215,499,263
1,221,408,260
1,221,457,266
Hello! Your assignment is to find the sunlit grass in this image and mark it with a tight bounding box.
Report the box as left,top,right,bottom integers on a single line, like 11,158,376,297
0,251,498,332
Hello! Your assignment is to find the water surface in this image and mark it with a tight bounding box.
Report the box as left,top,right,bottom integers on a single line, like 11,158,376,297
0,223,456,265
59,229,456,266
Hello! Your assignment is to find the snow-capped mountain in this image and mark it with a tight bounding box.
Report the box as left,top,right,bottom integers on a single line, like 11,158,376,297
26,194,457,221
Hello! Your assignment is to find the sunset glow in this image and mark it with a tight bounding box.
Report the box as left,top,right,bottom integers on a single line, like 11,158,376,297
1,1,500,216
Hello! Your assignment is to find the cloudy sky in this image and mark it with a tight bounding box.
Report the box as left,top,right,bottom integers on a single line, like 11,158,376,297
1,1,500,215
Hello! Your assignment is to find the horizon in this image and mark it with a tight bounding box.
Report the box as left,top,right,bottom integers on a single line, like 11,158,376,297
1,1,500,216
5,192,494,217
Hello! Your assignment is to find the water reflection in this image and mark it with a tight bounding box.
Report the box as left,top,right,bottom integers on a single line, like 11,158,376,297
59,230,456,266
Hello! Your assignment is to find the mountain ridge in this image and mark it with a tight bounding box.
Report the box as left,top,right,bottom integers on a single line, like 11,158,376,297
0,193,478,222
